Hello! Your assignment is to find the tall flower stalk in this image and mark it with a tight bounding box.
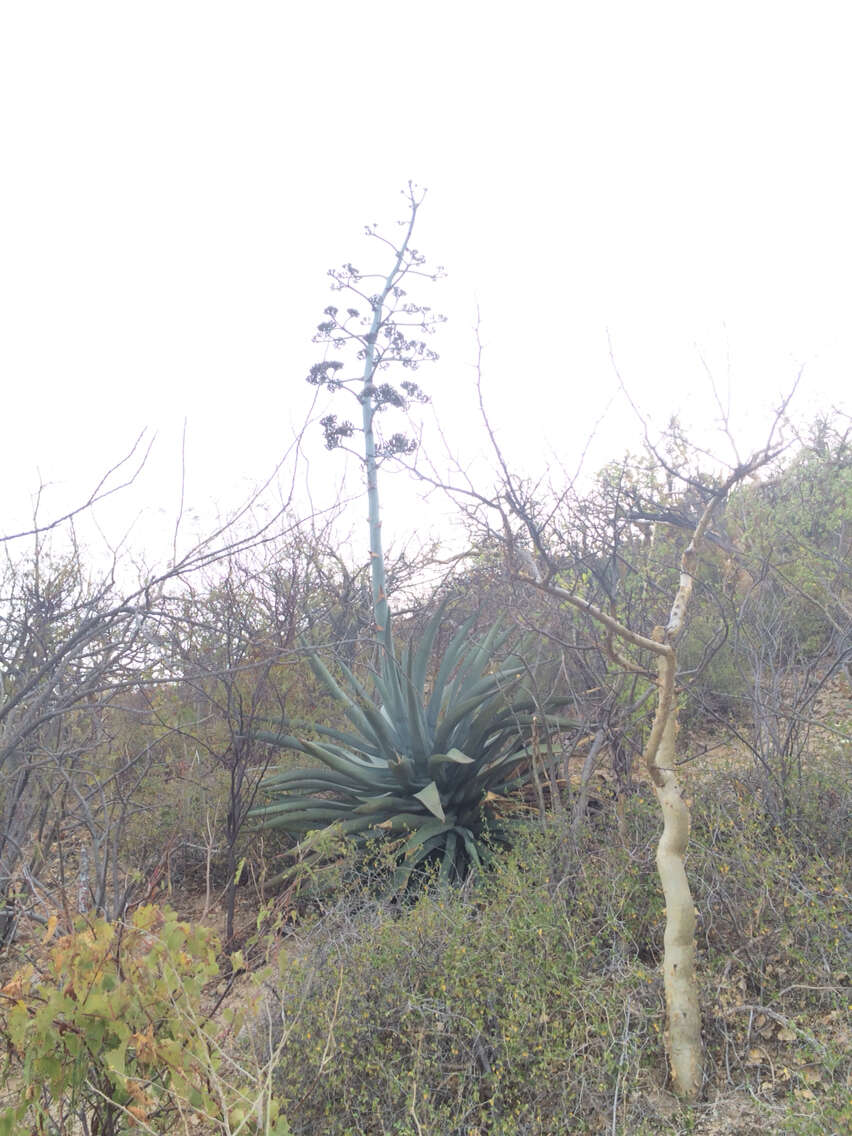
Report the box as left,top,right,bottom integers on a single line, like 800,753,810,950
252,190,572,885
307,182,444,631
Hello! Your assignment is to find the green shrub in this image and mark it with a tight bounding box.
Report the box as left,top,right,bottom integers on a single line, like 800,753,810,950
264,765,850,1135
269,816,665,1135
0,905,289,1135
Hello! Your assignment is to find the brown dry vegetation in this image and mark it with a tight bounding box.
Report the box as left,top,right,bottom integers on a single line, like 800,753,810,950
1,417,849,1134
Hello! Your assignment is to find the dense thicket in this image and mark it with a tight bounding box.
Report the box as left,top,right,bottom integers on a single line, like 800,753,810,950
0,420,848,943
1,418,849,1132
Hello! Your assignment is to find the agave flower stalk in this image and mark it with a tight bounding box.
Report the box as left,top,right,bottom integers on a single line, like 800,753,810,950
260,191,573,885
359,205,419,634
307,183,443,634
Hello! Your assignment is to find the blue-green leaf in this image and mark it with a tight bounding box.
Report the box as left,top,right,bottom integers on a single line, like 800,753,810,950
412,780,446,821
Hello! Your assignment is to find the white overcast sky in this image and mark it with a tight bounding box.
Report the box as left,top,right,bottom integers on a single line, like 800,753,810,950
1,2,850,560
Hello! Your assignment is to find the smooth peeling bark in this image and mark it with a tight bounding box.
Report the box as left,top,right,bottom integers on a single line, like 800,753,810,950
520,456,778,1102
527,574,706,1099
651,710,702,1101
640,489,725,1101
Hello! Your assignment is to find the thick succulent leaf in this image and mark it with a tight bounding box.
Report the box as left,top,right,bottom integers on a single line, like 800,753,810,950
476,761,535,794
261,721,382,761
468,704,581,758
426,613,478,730
400,817,452,853
258,779,364,802
307,723,384,759
493,712,580,730
438,829,459,885
481,694,577,726
352,794,421,815
377,668,407,736
387,752,417,792
381,616,397,663
433,685,521,753
430,755,476,796
249,804,354,822
290,815,377,847
473,743,534,776
250,804,331,823
465,694,574,749
252,804,353,830
306,651,381,746
334,654,377,704
458,827,483,870
314,740,392,770
448,664,523,706
404,648,432,765
322,656,405,759
294,737,392,784
410,596,451,698
253,729,313,753
259,764,371,789
377,619,408,724
337,656,403,749
373,689,405,750
443,697,524,755
392,835,445,891
450,776,494,809
412,780,446,821
376,812,437,832
493,695,578,716
353,699,404,762
447,620,510,706
391,818,454,889
427,748,475,775
446,620,504,703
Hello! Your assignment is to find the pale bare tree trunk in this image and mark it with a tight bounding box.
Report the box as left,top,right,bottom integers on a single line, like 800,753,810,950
650,711,701,1097
457,343,791,1099
637,510,714,1102
523,568,705,1096
516,467,772,1100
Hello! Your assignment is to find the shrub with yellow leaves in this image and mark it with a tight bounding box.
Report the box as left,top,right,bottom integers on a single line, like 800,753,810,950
0,905,289,1135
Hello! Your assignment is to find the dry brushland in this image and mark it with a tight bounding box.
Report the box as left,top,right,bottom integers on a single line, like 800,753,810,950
1,194,850,1134
1,521,849,1135
2,701,849,1136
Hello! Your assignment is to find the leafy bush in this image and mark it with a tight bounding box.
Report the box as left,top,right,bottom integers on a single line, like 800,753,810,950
0,905,289,1135
251,607,574,887
262,763,850,1135
270,826,660,1135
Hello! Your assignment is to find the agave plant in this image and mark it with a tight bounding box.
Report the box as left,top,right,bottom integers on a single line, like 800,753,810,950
250,606,576,888
255,199,577,886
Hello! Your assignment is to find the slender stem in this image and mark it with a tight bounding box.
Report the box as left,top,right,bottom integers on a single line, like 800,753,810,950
362,195,420,633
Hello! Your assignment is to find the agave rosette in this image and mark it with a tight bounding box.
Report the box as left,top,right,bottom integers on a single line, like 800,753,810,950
250,606,575,886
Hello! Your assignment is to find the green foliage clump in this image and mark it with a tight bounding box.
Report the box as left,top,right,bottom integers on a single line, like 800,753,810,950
730,417,851,659
264,762,850,1135
0,905,289,1135
272,821,662,1135
251,606,575,887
